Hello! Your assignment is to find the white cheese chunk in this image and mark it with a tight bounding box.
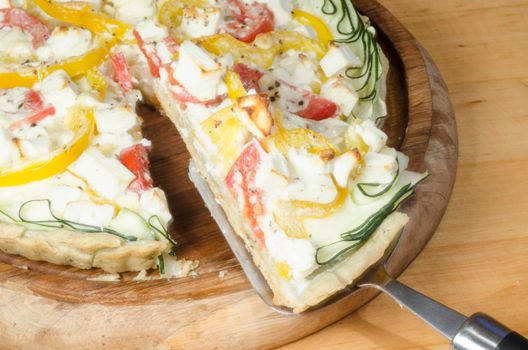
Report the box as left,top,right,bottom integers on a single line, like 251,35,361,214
285,149,337,204
264,228,316,273
349,119,387,153
34,71,78,117
15,125,51,160
68,148,135,200
139,188,172,224
172,41,223,101
0,87,29,114
0,27,34,62
320,77,359,116
94,106,138,134
105,0,156,24
48,185,85,215
180,6,222,38
326,150,360,188
272,50,319,91
36,27,93,62
92,133,136,156
356,151,397,185
320,42,362,77
135,20,168,42
63,200,115,227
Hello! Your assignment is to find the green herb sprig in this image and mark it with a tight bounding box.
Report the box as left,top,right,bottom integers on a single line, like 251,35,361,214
321,0,383,102
315,182,415,265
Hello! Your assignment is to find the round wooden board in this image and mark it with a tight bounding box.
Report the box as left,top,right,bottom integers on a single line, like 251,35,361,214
0,1,458,349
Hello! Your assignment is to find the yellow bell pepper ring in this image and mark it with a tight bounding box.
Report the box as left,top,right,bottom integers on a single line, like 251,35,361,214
32,0,129,39
0,108,95,187
292,9,334,50
225,70,247,102
0,43,108,89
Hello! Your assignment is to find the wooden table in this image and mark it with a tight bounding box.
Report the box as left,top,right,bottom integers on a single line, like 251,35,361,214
280,1,528,349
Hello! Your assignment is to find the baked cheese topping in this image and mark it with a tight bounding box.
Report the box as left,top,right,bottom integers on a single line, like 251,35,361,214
126,0,426,288
0,0,425,287
0,69,177,275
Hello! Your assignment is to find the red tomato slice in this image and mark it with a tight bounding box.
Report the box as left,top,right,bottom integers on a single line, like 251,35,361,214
9,90,56,130
223,1,274,43
0,8,50,48
225,140,266,246
295,92,338,121
233,63,263,92
111,52,134,92
276,79,338,121
119,144,154,194
133,30,162,78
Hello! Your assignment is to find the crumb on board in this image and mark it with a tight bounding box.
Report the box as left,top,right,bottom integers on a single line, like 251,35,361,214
218,269,228,278
87,274,121,282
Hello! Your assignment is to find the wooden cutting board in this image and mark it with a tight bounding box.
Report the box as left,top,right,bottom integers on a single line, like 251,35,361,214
0,1,458,349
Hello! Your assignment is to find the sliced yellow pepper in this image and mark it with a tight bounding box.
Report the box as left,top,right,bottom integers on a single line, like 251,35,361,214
199,31,325,69
85,68,107,100
225,70,247,102
0,43,109,89
292,9,334,50
32,0,129,38
266,127,338,157
200,105,250,172
0,108,95,187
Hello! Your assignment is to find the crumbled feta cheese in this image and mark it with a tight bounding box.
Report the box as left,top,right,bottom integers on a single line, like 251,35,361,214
105,0,156,24
320,42,362,77
135,20,168,42
320,77,359,116
68,148,135,200
15,125,51,160
326,150,361,187
63,200,115,227
272,50,319,91
139,188,172,224
36,27,94,62
34,71,78,117
93,106,138,134
0,27,34,62
285,149,337,204
172,41,224,101
0,87,29,114
48,185,85,215
349,119,387,153
180,6,222,38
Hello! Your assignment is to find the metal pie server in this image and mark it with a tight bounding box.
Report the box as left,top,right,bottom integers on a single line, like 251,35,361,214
189,161,528,350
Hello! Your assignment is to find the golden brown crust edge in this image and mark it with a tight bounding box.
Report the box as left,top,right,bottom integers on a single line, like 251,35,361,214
155,82,408,313
0,221,167,273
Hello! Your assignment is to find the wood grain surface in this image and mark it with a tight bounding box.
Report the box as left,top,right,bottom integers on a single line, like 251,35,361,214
0,0,478,348
280,1,528,349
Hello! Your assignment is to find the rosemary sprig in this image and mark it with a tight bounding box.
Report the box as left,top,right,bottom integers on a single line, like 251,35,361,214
315,182,415,265
148,215,178,246
357,159,400,198
0,199,139,241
